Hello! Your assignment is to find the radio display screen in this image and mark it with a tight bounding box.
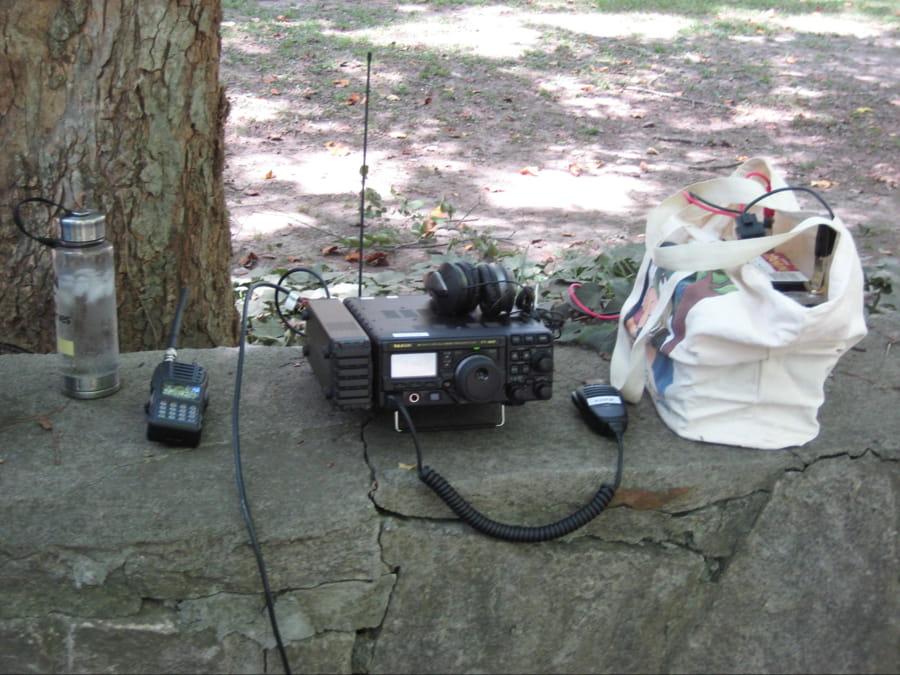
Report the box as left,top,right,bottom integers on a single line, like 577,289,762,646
391,352,438,379
162,382,202,401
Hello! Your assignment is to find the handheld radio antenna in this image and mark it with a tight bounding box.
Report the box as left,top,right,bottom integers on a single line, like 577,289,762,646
165,287,190,362
357,51,373,298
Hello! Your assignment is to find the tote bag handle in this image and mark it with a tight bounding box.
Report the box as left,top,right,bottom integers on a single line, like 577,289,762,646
652,215,843,272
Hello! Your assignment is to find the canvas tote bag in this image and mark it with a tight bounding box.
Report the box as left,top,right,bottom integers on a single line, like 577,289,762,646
610,158,868,449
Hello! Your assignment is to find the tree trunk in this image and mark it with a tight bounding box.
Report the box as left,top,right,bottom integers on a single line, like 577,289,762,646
0,0,237,353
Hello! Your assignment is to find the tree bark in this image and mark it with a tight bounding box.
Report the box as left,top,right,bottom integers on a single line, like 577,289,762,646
0,0,237,353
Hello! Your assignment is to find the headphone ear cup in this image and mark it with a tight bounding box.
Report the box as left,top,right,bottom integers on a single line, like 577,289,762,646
456,261,481,315
427,261,480,316
477,263,516,319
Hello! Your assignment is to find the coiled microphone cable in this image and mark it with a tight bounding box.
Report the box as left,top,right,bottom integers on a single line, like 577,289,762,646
387,384,626,543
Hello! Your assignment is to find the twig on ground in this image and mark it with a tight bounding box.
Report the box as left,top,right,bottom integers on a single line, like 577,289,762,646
688,161,743,170
0,401,70,431
626,86,736,110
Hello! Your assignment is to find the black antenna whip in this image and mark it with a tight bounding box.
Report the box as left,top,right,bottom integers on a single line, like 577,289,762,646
164,287,190,363
357,51,373,298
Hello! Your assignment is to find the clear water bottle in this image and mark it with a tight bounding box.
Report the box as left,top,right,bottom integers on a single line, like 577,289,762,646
53,210,120,398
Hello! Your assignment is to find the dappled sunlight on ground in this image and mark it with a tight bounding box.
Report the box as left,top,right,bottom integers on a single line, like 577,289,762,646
222,0,899,284
479,167,653,216
331,7,697,57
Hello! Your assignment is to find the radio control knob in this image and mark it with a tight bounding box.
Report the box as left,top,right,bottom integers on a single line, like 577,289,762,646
535,382,553,400
508,385,529,403
533,350,553,373
455,354,504,403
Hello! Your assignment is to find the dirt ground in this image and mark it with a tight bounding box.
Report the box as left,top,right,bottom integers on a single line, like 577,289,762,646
220,0,898,301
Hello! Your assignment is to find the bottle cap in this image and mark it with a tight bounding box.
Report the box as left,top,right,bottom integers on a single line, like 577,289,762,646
59,210,106,244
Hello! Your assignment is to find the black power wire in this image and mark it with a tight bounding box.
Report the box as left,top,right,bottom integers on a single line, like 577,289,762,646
233,281,295,675
273,267,331,338
13,196,69,248
231,273,332,674
741,185,834,220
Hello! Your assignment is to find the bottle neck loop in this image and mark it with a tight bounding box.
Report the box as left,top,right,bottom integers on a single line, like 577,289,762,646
13,197,107,248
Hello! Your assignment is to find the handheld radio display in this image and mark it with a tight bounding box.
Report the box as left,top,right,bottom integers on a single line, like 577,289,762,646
146,288,209,447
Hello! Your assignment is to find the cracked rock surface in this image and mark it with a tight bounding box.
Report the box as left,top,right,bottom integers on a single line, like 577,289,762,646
0,312,896,673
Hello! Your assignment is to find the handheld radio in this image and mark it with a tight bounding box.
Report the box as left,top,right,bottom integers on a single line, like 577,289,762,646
146,288,209,447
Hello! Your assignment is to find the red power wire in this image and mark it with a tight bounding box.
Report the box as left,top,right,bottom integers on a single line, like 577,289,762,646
744,171,775,222
568,283,620,320
683,171,775,220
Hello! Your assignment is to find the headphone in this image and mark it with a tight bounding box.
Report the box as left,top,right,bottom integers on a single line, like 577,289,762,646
424,261,535,320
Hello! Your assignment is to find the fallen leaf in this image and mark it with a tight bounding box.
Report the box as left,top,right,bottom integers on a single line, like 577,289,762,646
423,96,432,105
264,75,278,84
398,462,417,471
321,244,339,256
568,163,583,177
419,219,438,237
365,251,389,266
333,79,350,88
287,256,304,263
38,416,53,431
647,147,660,155
244,189,260,196
810,179,835,188
520,166,540,176
264,170,276,180
430,205,449,220
870,163,899,187
239,251,259,269
346,92,362,105
345,250,361,262
325,141,350,156
639,161,651,172
269,88,280,95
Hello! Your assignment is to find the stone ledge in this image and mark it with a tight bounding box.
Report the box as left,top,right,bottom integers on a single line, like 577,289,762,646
0,312,897,673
